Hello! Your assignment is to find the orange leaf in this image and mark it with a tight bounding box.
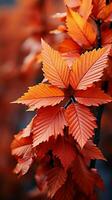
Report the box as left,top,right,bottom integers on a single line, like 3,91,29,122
98,2,112,21
58,38,81,54
64,0,81,8
65,103,96,148
70,47,110,90
66,8,96,48
47,167,67,198
92,0,106,18
75,86,112,106
79,0,93,20
14,83,64,111
32,106,67,147
42,39,70,88
53,136,76,170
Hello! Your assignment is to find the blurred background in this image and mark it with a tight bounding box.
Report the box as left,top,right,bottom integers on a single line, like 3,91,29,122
0,0,112,200
0,0,65,199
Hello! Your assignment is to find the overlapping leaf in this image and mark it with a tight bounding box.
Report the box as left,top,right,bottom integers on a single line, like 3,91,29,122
75,86,112,106
14,83,64,111
52,136,76,170
70,47,110,90
82,140,105,161
98,2,112,21
42,39,70,88
92,0,106,18
47,167,67,198
14,158,33,175
64,0,81,8
32,106,67,147
79,0,93,20
65,103,96,148
53,175,74,200
72,156,104,195
66,8,96,48
11,135,33,159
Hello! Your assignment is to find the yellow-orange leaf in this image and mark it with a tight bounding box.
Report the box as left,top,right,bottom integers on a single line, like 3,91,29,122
64,0,81,8
75,86,112,106
42,40,70,88
32,106,67,147
66,8,96,48
79,0,93,20
14,83,64,111
70,47,110,90
65,103,96,148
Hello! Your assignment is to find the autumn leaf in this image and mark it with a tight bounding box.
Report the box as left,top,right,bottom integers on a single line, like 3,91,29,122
64,0,81,8
14,83,65,111
11,134,33,175
79,0,93,20
75,86,112,106
82,140,105,161
58,38,81,54
65,103,96,148
53,174,74,200
47,167,67,198
98,2,112,21
13,118,34,139
92,0,106,18
32,106,67,147
52,136,76,170
14,158,33,175
72,156,103,195
66,8,96,48
42,39,70,88
11,135,33,159
70,47,110,90
102,29,112,46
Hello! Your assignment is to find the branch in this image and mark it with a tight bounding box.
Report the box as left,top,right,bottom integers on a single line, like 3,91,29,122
90,20,109,168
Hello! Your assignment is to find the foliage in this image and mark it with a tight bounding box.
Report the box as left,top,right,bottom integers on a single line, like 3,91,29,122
11,0,112,199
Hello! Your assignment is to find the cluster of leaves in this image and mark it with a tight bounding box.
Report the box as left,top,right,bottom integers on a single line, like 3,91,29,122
11,0,112,199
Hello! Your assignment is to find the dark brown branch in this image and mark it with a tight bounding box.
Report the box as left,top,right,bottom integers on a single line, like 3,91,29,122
90,19,109,168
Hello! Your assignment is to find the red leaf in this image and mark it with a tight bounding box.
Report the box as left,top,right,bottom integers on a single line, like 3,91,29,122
72,156,104,195
82,140,106,161
53,174,74,200
47,167,67,198
53,136,76,170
